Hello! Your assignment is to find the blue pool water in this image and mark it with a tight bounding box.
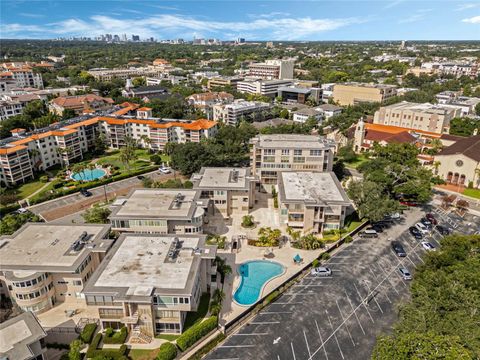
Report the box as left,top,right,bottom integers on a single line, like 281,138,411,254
233,260,284,306
71,168,106,181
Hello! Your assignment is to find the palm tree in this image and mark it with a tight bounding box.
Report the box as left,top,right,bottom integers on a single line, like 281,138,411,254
432,161,441,175
71,164,86,182
212,289,225,304
474,167,480,188
28,149,40,170
214,256,232,287
209,302,222,317
139,135,152,149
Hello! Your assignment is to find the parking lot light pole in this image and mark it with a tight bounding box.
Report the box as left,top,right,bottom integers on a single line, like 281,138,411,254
103,184,108,204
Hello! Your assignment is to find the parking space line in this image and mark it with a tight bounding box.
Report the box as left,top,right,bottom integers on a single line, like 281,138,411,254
232,333,269,336
304,330,312,358
326,310,345,360
291,342,297,360
376,263,401,294
218,345,256,348
343,289,366,335
250,321,280,324
353,283,375,323
261,311,293,314
335,299,356,346
315,320,329,360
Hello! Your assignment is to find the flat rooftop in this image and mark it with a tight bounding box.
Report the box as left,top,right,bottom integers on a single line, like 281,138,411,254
250,134,335,149
0,224,111,273
192,167,255,191
109,189,201,220
0,312,46,360
279,172,351,205
381,101,457,114
84,234,216,297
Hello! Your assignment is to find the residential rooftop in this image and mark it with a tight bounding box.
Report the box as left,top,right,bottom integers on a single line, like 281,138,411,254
380,101,459,115
109,189,203,220
250,134,336,149
192,167,256,191
0,312,46,360
0,223,111,273
83,234,216,298
278,172,351,205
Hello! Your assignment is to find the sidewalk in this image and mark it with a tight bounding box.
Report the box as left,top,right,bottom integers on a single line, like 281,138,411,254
433,186,480,217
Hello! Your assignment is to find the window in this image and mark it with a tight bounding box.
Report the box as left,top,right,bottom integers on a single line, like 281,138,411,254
281,149,290,155
263,149,275,155
73,280,82,286
294,149,302,156
310,150,322,156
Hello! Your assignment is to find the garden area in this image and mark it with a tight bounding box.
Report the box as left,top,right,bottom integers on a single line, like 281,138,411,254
463,187,480,199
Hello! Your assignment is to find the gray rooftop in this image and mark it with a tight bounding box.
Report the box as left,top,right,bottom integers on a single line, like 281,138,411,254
192,167,255,191
316,104,343,112
109,189,201,220
380,101,458,115
0,224,111,273
0,312,46,360
250,134,336,149
293,108,321,116
83,234,216,299
278,86,312,94
278,172,351,206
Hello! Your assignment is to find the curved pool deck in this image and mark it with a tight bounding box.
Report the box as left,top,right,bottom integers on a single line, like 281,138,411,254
70,168,106,181
233,260,286,306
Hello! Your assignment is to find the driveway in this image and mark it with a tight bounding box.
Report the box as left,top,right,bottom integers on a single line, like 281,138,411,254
206,207,478,360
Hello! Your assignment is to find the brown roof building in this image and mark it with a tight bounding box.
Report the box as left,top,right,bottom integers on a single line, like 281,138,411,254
49,94,114,115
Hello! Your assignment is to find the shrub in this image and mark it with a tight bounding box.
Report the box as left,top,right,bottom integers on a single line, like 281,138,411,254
241,215,254,228
176,316,218,352
52,181,64,189
263,290,280,305
79,323,97,344
87,333,127,359
188,333,226,360
183,180,193,189
321,252,331,260
312,259,319,268
86,333,102,358
103,326,128,344
344,235,353,243
156,342,177,360
150,154,162,164
39,175,49,182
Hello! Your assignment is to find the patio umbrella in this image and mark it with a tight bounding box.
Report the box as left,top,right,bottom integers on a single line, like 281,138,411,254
294,254,302,263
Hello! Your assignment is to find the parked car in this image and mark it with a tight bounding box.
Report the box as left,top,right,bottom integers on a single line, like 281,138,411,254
137,175,145,180
420,218,433,229
369,225,383,233
311,267,332,277
400,201,419,207
421,242,436,251
385,212,401,220
409,226,423,239
360,229,378,238
80,189,92,197
392,241,406,257
415,222,429,234
15,208,28,214
425,213,438,225
435,225,450,235
399,267,412,280
159,166,172,174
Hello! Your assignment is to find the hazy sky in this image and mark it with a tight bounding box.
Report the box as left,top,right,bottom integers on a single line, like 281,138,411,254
1,0,480,40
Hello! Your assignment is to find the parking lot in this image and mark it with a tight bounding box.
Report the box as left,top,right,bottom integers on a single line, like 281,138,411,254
207,206,479,360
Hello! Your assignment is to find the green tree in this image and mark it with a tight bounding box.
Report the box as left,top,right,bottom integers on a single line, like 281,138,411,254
132,76,146,87
476,103,480,116
82,205,111,223
93,133,107,155
61,108,77,120
0,212,42,235
68,340,83,360
257,227,281,247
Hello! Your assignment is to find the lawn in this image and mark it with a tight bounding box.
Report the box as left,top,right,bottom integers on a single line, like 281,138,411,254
183,293,210,331
344,154,369,169
16,180,46,199
154,334,180,341
463,188,480,199
128,348,160,360
96,149,153,171
343,213,366,233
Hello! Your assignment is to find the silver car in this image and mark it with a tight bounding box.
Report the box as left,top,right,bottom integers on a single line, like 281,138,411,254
311,267,332,277
399,267,412,280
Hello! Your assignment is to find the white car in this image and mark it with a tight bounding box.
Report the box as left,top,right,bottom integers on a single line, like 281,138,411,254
399,267,412,280
15,208,28,214
159,166,172,174
415,222,429,234
311,267,332,277
421,241,436,251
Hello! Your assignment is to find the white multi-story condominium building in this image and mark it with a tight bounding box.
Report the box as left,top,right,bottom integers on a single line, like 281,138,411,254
0,224,112,315
250,134,335,185
373,101,461,134
237,78,294,98
435,92,480,117
191,167,257,218
82,234,217,337
315,104,343,120
292,108,323,123
87,66,175,82
0,312,48,360
0,67,44,89
186,92,234,119
213,99,271,126
248,59,295,80
109,189,205,234
409,61,479,79
332,82,398,106
0,110,217,186
320,83,335,103
0,99,24,120
278,171,351,234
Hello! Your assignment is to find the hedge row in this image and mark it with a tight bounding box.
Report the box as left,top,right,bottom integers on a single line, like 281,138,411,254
79,323,97,344
188,333,226,360
86,333,127,359
29,166,157,205
103,327,128,344
156,342,177,360
176,316,218,352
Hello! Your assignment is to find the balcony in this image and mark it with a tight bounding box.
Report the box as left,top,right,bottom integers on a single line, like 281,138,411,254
121,311,139,324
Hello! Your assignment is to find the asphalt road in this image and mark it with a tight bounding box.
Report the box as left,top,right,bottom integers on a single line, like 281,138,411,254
206,206,479,360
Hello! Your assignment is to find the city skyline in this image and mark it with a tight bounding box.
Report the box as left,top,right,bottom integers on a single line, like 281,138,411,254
1,0,480,41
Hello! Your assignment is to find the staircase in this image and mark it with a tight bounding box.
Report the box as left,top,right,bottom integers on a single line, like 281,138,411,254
121,311,139,324
129,325,152,344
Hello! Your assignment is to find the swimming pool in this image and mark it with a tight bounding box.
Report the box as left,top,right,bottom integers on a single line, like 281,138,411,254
233,260,285,306
71,168,106,181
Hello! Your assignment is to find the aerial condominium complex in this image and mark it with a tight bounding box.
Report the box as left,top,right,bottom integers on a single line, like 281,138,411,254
278,172,351,234
332,82,397,106
82,234,217,337
0,312,48,360
373,101,460,134
248,59,295,80
191,167,257,217
213,99,271,126
249,134,335,185
109,189,205,234
0,224,112,314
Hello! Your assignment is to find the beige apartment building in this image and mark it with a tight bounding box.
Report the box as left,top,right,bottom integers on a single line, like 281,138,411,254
0,312,48,360
207,76,244,89
82,234,217,337
191,167,257,218
0,224,112,315
278,172,351,234
109,189,205,234
332,82,397,106
250,134,335,185
373,101,460,134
